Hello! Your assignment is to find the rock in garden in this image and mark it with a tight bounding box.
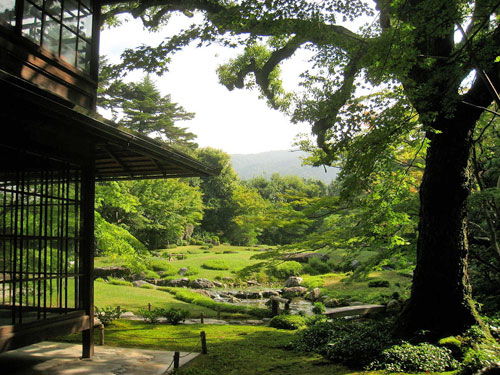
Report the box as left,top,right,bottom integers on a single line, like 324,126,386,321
246,280,259,286
193,289,211,298
247,291,263,299
166,278,190,287
189,278,215,289
324,298,342,307
305,287,322,301
235,291,249,299
282,286,308,297
262,290,280,298
94,266,131,280
178,267,189,275
350,260,361,270
213,281,223,288
284,276,303,287
132,280,155,288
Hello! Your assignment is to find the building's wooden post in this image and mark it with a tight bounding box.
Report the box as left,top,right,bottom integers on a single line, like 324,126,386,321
81,160,95,358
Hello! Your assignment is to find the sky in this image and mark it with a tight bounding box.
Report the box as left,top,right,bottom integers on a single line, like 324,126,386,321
99,14,312,155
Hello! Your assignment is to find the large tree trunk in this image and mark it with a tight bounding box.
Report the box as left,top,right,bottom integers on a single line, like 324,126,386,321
395,109,482,338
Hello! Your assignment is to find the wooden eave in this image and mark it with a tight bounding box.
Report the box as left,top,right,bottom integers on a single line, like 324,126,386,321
0,70,219,180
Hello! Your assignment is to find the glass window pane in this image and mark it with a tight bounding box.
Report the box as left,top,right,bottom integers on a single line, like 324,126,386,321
76,37,89,73
22,1,43,44
61,26,76,65
0,0,16,27
62,0,78,32
78,4,92,40
44,0,61,20
42,14,60,55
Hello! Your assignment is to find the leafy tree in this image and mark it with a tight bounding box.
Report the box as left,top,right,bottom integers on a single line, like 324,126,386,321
195,147,239,241
103,0,500,337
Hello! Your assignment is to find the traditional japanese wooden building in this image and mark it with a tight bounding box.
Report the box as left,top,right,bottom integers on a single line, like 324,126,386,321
0,0,217,358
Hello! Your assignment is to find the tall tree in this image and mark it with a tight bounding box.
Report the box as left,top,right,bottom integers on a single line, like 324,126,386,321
102,0,500,337
98,69,198,150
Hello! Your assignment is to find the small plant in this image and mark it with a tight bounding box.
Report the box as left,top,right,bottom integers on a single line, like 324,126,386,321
201,260,229,270
162,307,190,325
312,302,326,315
268,261,303,280
269,314,307,330
95,306,122,326
139,307,164,324
141,284,155,289
95,277,106,283
367,341,459,372
368,279,390,288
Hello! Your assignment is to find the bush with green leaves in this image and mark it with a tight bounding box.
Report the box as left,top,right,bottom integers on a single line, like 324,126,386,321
312,302,326,315
201,260,229,270
268,261,303,280
162,307,190,325
291,318,395,368
139,307,164,324
143,270,161,279
302,258,331,276
147,257,177,275
368,342,459,372
269,314,307,330
95,306,122,326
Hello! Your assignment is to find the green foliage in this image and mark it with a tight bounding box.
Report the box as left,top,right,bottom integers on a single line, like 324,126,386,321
292,318,396,368
302,257,332,276
138,307,164,324
269,315,307,330
268,261,303,279
95,306,122,326
368,342,459,372
143,270,161,279
201,260,230,270
140,284,155,289
162,307,190,325
312,302,326,315
147,257,177,275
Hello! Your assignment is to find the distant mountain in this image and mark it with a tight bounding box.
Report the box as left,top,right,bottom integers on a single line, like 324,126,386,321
231,150,338,184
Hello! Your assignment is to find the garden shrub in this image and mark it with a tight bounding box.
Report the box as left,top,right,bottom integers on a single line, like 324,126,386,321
147,258,177,275
368,342,459,372
139,307,163,324
95,306,122,326
201,260,229,270
144,270,161,279
140,284,155,289
95,277,106,283
269,314,307,330
268,261,303,279
302,257,331,276
162,307,190,325
291,318,395,368
182,266,200,276
312,302,326,315
368,279,390,288
108,277,133,287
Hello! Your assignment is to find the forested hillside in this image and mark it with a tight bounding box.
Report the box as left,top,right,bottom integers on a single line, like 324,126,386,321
231,150,338,183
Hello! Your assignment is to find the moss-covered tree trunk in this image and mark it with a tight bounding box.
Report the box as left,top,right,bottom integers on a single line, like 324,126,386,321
395,106,483,338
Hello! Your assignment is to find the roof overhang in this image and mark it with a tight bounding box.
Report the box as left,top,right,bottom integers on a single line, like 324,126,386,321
0,70,219,180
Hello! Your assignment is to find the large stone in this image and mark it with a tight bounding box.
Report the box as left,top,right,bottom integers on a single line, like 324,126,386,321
178,267,189,276
386,299,401,312
132,280,155,288
262,290,280,298
246,280,260,286
281,286,308,297
189,278,215,289
247,291,263,299
165,278,190,287
284,276,303,287
94,266,131,280
305,287,322,301
213,281,223,288
324,298,342,307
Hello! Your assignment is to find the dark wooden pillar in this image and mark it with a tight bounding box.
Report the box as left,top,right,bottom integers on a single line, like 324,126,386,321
81,159,95,358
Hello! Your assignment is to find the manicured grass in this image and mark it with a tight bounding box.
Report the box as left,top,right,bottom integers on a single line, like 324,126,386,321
57,320,351,375
94,282,216,317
